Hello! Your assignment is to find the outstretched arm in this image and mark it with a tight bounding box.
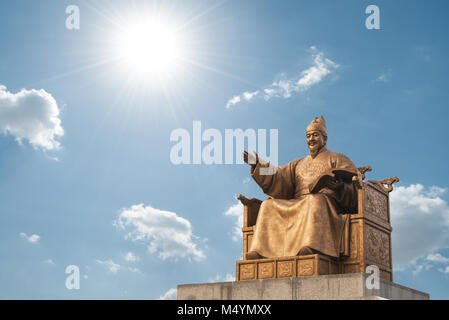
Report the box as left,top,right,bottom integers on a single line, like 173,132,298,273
243,151,297,199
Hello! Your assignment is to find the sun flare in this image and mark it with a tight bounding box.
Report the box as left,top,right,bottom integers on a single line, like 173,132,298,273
117,19,183,78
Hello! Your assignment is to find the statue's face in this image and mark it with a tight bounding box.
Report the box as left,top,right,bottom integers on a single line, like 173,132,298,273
306,130,326,154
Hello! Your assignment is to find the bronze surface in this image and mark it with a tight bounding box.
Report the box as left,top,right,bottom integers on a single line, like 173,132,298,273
239,116,395,281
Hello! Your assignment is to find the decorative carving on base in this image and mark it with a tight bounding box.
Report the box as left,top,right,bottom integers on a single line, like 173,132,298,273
258,262,275,279
236,254,339,281
240,264,255,281
298,260,314,276
278,261,294,278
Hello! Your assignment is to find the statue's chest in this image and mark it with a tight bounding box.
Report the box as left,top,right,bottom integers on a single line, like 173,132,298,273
295,156,330,187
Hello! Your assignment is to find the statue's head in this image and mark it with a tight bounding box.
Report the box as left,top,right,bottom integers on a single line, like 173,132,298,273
306,116,327,156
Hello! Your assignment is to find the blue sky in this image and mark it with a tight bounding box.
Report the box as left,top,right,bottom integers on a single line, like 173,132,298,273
1,0,449,299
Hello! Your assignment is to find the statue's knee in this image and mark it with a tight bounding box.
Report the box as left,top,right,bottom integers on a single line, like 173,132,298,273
261,198,274,207
311,193,328,204
259,199,273,213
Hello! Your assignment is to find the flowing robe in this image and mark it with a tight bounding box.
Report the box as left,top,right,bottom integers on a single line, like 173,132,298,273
249,147,358,258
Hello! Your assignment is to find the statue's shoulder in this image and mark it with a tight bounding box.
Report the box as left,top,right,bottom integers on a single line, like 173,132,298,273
327,149,357,169
289,157,306,167
328,150,353,160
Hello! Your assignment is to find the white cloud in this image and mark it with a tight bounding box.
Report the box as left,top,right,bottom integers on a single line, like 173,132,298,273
225,95,241,109
416,253,449,275
376,73,389,83
426,253,449,264
0,84,63,150
263,88,276,96
242,90,259,101
296,53,337,89
96,259,121,273
402,252,449,276
223,202,243,242
225,47,339,108
439,266,449,274
426,186,447,198
159,288,177,300
128,267,140,273
43,259,55,265
209,273,235,283
390,184,449,270
114,204,205,261
412,263,432,276
124,251,139,262
19,232,40,244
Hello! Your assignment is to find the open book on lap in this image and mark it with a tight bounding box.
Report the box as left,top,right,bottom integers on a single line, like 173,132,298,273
309,169,358,194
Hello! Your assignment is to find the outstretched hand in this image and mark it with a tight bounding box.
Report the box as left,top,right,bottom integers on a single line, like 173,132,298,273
243,151,259,166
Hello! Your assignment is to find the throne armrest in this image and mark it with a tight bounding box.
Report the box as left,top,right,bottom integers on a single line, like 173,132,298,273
237,194,262,228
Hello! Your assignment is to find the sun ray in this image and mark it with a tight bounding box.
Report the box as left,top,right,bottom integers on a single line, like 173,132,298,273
177,0,228,31
23,57,120,89
180,56,257,87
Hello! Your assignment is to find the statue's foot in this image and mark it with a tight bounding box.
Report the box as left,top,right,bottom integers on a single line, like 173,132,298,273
246,251,264,260
298,246,316,256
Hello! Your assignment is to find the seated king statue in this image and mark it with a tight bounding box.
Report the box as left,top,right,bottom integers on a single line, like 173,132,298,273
243,116,359,260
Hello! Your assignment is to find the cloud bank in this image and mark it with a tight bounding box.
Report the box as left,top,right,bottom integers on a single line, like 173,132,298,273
208,273,236,283
114,204,205,261
390,184,449,270
159,288,177,300
0,85,63,150
226,47,339,108
223,202,243,242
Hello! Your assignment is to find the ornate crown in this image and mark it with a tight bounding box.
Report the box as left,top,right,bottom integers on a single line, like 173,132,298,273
306,116,327,136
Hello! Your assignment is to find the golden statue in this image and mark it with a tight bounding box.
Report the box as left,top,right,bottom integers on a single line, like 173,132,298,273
243,116,359,260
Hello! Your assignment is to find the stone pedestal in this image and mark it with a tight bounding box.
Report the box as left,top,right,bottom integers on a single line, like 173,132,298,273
177,273,429,300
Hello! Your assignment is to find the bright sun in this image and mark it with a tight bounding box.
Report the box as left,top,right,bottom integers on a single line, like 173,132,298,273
117,19,182,78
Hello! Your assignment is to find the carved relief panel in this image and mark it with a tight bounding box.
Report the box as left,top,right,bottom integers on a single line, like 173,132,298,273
365,225,391,268
258,262,275,279
239,264,255,280
278,260,294,278
298,259,314,276
363,183,389,222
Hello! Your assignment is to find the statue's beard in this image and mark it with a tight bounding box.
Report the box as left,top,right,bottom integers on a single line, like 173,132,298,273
308,143,324,158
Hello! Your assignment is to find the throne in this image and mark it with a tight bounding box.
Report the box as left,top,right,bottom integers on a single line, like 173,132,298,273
235,166,398,282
